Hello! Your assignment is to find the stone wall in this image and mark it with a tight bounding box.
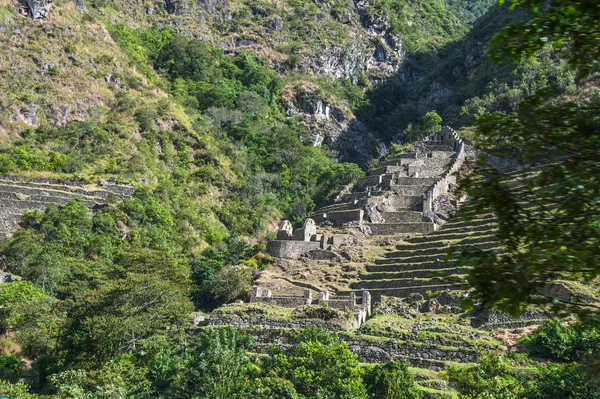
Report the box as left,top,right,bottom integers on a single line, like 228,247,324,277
0,176,135,237
250,287,313,307
266,240,321,259
310,209,364,226
249,287,372,326
208,313,348,331
422,127,465,215
217,326,477,370
480,309,550,330
267,218,351,258
345,336,477,366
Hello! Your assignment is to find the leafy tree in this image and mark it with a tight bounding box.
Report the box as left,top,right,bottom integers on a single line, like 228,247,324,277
0,354,25,383
2,200,122,295
192,237,257,308
455,88,600,319
268,327,368,399
453,0,600,322
524,320,600,362
0,379,38,399
50,356,152,398
365,361,422,399
490,0,600,77
445,352,525,399
0,281,46,334
160,327,259,398
525,363,600,399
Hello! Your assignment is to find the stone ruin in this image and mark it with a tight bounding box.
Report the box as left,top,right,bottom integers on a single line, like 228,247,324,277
250,286,372,326
266,218,351,259
267,126,466,259
0,176,135,238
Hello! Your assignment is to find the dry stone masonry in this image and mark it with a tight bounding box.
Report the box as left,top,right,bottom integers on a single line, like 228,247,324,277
267,126,465,260
0,176,135,238
210,131,566,373
310,126,464,234
250,286,372,326
267,218,352,259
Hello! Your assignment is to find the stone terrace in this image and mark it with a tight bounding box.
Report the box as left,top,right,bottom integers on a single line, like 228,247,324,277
350,206,500,302
0,176,135,237
309,126,465,237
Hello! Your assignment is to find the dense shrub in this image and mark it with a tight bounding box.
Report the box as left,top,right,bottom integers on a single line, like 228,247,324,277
365,361,422,399
524,363,600,399
267,327,369,399
525,320,600,362
445,352,525,399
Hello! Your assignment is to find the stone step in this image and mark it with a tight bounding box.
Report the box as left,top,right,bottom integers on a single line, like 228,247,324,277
0,190,102,206
310,209,363,226
387,195,423,211
367,222,436,236
353,284,466,302
421,144,455,152
424,221,497,235
0,182,108,201
380,248,455,260
352,276,465,290
0,178,133,199
349,342,477,369
381,211,424,223
374,253,457,265
360,267,467,280
404,229,496,244
340,190,387,203
0,197,100,209
396,177,438,186
440,217,498,230
367,261,462,273
433,222,497,235
314,201,358,213
392,239,500,252
389,185,432,196
369,165,405,176
379,154,418,168
355,173,395,191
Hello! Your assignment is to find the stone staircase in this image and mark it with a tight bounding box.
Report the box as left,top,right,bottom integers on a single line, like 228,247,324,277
309,127,465,236
0,176,135,237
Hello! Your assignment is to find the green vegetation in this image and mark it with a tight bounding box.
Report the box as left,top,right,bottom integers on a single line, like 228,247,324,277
522,320,600,362
0,0,598,396
365,361,423,399
268,327,369,399
0,326,422,398
454,0,600,322
445,350,600,399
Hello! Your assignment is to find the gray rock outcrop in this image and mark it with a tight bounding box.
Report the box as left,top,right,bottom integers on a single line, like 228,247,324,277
20,0,52,19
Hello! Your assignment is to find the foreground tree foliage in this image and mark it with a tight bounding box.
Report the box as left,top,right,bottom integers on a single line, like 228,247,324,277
456,92,600,319
454,0,600,322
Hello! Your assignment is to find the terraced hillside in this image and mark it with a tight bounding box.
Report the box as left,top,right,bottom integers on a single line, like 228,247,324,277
352,208,499,301
0,176,134,237
309,127,465,236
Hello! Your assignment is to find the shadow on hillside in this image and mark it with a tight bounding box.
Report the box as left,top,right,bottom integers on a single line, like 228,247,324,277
353,2,528,143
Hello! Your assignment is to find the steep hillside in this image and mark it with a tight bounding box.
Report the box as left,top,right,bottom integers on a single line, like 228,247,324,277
1,0,496,162
1,0,598,397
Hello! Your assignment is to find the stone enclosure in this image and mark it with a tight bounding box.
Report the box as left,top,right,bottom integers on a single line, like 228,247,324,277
267,127,465,259
266,218,352,259
250,286,372,326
